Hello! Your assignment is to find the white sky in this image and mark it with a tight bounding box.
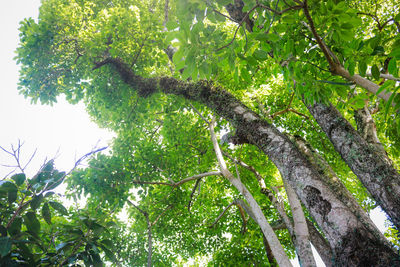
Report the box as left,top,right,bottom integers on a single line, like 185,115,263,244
0,0,114,178
0,1,390,266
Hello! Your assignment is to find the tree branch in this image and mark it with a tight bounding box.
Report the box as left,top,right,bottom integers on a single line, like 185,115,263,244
209,200,236,228
132,171,222,187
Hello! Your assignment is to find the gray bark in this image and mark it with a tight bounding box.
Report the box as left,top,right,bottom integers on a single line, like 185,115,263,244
306,219,333,267
284,180,316,267
209,119,293,267
306,102,400,230
103,58,400,266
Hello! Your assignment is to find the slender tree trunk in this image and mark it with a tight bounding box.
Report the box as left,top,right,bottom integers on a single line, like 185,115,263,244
284,180,316,267
306,219,333,267
306,101,400,230
209,119,293,267
234,199,278,266
103,58,400,266
262,234,278,266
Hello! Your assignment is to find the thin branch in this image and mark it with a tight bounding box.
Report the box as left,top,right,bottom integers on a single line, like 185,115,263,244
366,73,400,82
132,171,222,187
222,150,267,188
163,0,169,28
23,148,37,171
302,1,338,67
188,178,201,211
128,200,147,217
189,103,210,125
236,202,248,234
258,3,302,15
175,171,221,186
212,8,237,23
209,200,236,228
216,4,260,51
132,180,174,186
151,205,173,226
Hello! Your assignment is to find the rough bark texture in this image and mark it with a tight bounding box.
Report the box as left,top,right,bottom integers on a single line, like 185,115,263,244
104,58,400,266
284,180,316,267
354,104,390,164
307,102,400,230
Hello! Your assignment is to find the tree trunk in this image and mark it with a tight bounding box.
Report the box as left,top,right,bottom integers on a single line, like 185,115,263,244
104,58,400,266
306,219,333,267
209,119,293,267
306,101,400,230
262,234,278,266
284,180,316,267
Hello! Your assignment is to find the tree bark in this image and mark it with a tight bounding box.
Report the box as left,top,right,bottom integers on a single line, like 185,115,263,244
104,57,400,266
306,219,333,267
209,119,293,267
306,102,400,230
284,180,316,267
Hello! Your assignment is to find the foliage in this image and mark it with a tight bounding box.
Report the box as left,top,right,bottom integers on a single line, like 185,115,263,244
13,0,400,265
0,155,118,266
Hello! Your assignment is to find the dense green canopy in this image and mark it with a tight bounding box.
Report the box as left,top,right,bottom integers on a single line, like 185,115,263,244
3,0,400,265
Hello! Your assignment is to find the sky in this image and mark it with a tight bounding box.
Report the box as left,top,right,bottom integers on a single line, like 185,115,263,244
0,0,114,179
0,1,390,266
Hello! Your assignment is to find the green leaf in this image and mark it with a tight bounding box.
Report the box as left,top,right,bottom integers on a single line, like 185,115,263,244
30,194,43,210
0,181,18,193
11,173,26,186
254,33,268,42
165,21,179,31
371,45,385,56
15,243,34,264
358,61,367,76
49,201,68,215
56,242,72,251
217,0,231,5
341,23,353,29
100,239,113,248
388,58,397,76
389,47,400,57
253,50,268,61
99,245,115,262
384,87,400,119
395,14,400,22
377,80,395,95
371,64,380,80
267,34,279,42
8,217,22,237
0,226,6,237
0,237,12,257
41,203,51,225
172,48,184,66
8,190,17,204
23,212,40,234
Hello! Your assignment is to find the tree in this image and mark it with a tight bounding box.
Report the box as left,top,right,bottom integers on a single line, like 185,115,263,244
15,0,400,266
0,143,118,266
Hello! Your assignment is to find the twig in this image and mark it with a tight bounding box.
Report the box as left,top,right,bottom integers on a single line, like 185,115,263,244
188,178,201,211
216,4,260,51
258,3,302,15
189,103,210,125
152,205,173,226
209,200,236,228
212,8,237,23
132,171,222,187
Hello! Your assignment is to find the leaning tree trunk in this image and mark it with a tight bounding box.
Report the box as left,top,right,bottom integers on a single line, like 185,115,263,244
100,57,400,266
306,102,400,230
283,180,316,267
209,119,293,266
